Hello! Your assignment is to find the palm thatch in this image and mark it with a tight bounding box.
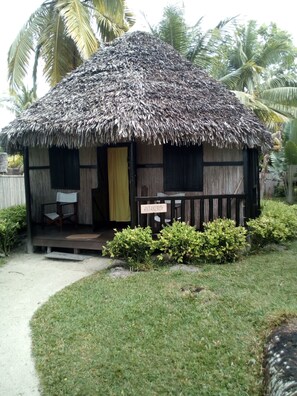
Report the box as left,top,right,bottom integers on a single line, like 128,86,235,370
0,31,272,150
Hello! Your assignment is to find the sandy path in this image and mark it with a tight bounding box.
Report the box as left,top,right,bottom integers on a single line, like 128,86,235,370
0,252,111,396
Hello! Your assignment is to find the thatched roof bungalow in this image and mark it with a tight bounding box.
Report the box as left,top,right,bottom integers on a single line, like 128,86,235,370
0,31,272,252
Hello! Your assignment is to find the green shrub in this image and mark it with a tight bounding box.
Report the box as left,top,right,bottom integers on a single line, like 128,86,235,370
247,200,297,248
0,220,19,256
0,205,27,230
102,226,156,270
202,218,248,264
8,154,23,169
0,205,26,255
156,221,203,264
247,216,289,247
262,200,297,239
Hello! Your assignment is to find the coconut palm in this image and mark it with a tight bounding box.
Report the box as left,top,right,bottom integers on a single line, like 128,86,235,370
0,85,37,116
153,10,297,130
8,0,134,90
151,5,235,68
215,21,297,129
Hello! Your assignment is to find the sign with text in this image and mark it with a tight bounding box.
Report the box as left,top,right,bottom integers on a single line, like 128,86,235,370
140,203,167,214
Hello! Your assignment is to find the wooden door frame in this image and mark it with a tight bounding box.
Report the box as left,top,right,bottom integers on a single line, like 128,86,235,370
94,142,137,228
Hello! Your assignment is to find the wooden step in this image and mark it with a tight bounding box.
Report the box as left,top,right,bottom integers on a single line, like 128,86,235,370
45,251,89,261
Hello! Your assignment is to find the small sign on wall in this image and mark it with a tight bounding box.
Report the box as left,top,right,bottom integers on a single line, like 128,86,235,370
140,203,167,214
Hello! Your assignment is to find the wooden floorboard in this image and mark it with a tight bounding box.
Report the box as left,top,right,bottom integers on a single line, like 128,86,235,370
32,225,114,252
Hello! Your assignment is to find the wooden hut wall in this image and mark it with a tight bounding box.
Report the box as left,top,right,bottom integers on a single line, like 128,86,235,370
28,147,97,224
203,144,244,195
136,143,163,197
136,143,243,195
136,142,244,225
79,148,98,224
202,144,244,224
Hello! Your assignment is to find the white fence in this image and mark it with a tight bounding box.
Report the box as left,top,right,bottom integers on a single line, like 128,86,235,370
0,175,26,209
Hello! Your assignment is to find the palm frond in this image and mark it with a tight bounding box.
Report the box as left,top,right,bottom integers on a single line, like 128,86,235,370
92,0,132,42
0,85,37,116
287,120,297,144
0,95,18,114
186,31,208,63
215,15,238,30
219,67,243,89
8,6,46,91
239,20,257,60
257,39,292,68
57,0,98,59
233,90,290,129
262,74,297,90
39,7,82,86
285,140,297,164
154,5,189,56
260,87,297,107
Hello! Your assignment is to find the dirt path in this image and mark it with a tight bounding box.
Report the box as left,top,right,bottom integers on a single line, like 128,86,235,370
0,252,111,396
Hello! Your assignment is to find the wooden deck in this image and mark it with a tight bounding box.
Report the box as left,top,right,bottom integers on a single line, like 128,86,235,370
32,225,114,253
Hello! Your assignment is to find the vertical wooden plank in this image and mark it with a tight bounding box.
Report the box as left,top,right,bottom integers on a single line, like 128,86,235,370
0,176,25,209
95,146,109,227
136,143,163,164
218,197,223,218
199,199,204,230
227,197,231,218
170,199,175,222
129,142,137,228
190,199,195,225
24,147,33,253
203,144,243,162
243,148,260,220
209,198,214,221
180,199,186,222
137,201,141,227
235,197,240,226
243,148,250,220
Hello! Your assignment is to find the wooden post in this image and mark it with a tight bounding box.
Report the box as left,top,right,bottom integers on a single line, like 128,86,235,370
243,148,250,221
243,148,260,221
23,147,33,253
129,141,137,227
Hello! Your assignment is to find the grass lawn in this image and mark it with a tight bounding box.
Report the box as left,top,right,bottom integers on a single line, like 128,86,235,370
31,242,297,396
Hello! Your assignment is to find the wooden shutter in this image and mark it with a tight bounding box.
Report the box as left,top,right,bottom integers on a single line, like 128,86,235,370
164,144,203,191
49,147,80,190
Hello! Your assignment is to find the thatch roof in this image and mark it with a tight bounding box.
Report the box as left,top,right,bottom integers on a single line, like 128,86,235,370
0,31,272,150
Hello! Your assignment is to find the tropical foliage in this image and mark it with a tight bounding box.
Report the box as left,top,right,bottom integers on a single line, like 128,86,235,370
0,205,26,256
0,84,37,116
8,0,134,90
213,21,297,129
284,119,297,164
151,5,236,69
152,7,297,130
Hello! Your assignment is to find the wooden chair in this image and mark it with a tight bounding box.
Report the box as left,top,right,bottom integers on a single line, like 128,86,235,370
42,192,78,229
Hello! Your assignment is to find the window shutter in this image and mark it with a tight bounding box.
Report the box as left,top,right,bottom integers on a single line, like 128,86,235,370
49,147,80,190
164,144,203,191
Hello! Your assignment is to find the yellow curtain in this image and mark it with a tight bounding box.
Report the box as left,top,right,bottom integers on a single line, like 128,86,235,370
108,147,131,222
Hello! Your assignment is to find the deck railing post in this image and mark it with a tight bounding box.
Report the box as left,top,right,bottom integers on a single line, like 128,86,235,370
135,194,246,231
199,199,205,230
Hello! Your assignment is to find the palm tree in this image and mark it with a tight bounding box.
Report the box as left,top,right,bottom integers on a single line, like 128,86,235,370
8,0,134,90
153,10,297,130
0,85,37,116
150,5,235,68
214,21,297,129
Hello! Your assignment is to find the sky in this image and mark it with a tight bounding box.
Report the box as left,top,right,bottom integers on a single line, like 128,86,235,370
0,0,297,129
